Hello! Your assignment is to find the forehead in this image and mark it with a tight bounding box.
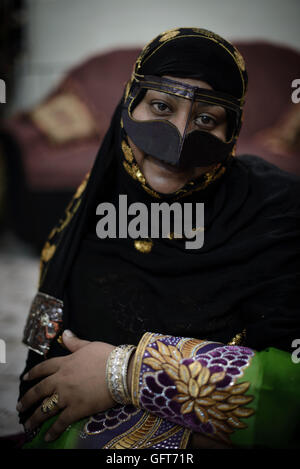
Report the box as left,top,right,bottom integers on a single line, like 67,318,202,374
163,75,213,91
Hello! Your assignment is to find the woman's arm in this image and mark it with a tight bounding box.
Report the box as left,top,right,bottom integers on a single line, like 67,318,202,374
126,332,300,449
18,330,300,448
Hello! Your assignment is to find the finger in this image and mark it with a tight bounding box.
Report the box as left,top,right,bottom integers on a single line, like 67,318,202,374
18,376,55,413
44,407,75,442
62,329,90,352
24,393,62,432
23,357,61,381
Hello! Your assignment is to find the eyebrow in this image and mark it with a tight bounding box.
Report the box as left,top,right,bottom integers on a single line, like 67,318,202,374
195,102,226,113
147,90,225,111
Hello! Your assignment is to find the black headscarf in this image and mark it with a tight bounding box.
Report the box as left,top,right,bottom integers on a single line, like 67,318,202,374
19,29,300,422
38,27,248,294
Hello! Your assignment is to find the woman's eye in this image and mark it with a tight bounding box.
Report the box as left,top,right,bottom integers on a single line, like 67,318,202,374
195,114,216,128
151,102,172,113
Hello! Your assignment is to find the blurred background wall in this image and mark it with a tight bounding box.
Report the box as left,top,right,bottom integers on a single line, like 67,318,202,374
8,0,300,115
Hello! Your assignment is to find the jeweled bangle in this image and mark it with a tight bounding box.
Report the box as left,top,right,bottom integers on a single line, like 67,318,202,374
106,345,136,405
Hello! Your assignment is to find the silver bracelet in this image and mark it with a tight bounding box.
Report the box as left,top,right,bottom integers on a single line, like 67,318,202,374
106,344,136,404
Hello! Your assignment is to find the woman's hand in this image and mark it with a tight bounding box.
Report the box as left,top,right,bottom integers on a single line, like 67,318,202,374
17,330,116,442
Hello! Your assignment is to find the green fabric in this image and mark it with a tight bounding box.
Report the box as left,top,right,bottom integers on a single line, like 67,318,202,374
231,347,300,449
23,415,87,449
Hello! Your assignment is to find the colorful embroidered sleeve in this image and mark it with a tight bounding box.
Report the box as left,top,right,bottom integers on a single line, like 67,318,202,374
131,332,300,449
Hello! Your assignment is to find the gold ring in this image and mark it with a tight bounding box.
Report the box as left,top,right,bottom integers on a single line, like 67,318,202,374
41,392,59,414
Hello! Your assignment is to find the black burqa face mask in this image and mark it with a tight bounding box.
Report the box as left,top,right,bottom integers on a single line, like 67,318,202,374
122,75,242,167
122,28,248,169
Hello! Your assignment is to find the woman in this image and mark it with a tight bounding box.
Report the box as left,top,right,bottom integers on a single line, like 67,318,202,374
17,27,300,449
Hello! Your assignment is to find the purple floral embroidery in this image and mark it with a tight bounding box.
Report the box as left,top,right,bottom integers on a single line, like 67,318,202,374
137,334,255,444
84,404,139,435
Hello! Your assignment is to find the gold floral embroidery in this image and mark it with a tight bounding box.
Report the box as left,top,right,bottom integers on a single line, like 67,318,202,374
144,342,254,444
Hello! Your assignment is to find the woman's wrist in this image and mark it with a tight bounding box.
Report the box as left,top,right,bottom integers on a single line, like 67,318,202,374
105,344,136,405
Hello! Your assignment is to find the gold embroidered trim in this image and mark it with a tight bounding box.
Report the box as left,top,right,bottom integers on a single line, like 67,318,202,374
191,28,227,45
121,140,133,163
228,329,246,346
233,49,246,72
40,241,56,263
39,171,90,287
122,160,161,199
104,412,159,449
172,165,226,201
103,411,190,449
159,29,181,42
122,160,146,185
121,139,227,201
132,332,155,407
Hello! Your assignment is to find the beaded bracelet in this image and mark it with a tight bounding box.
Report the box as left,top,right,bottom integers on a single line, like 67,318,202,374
106,344,136,405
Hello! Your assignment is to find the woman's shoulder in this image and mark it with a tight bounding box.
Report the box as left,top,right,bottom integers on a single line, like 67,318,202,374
234,154,300,204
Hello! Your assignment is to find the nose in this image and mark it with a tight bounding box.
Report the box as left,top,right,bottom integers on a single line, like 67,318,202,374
171,102,194,138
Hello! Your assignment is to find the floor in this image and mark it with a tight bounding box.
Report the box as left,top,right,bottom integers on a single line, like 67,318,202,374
0,230,39,437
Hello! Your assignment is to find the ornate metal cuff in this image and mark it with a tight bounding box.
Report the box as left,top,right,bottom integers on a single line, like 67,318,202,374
23,292,63,356
106,345,136,405
132,332,255,445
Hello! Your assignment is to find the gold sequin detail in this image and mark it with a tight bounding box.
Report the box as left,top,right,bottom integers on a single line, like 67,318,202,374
228,329,246,346
121,145,161,199
134,239,153,254
141,185,161,199
121,140,134,163
159,29,181,42
172,165,226,201
123,160,145,184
